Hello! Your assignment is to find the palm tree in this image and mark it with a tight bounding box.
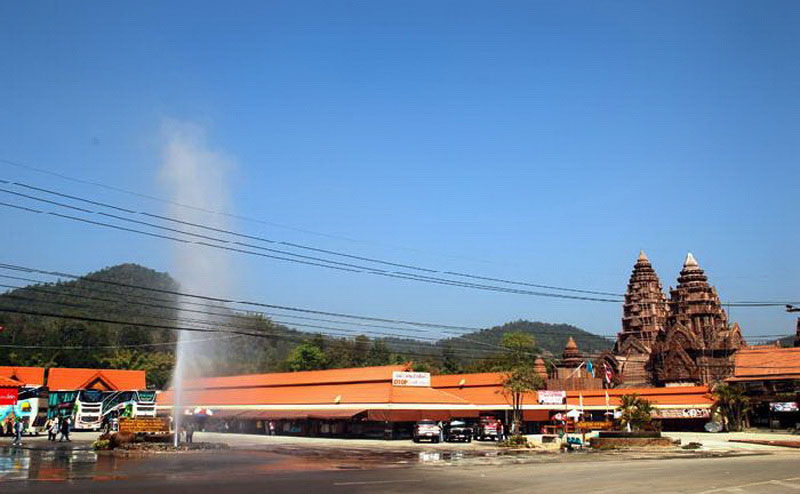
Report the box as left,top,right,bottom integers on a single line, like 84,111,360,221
618,394,654,431
712,383,749,432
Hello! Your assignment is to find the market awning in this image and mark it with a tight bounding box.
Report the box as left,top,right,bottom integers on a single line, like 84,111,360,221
218,409,366,420
367,409,478,422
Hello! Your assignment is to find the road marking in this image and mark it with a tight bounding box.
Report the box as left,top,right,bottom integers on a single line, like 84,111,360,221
696,477,800,494
769,480,800,490
333,480,423,486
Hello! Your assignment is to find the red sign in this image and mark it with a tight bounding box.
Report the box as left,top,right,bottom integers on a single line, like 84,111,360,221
0,387,18,406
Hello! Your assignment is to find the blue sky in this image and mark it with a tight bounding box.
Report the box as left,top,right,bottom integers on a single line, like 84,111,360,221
1,1,798,340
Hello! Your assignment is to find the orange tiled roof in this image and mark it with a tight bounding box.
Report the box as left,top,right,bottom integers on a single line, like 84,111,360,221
157,365,468,408
432,372,518,406
431,372,505,388
0,376,22,387
47,367,146,391
566,386,712,407
0,366,45,386
731,347,800,380
157,380,470,407
176,364,409,391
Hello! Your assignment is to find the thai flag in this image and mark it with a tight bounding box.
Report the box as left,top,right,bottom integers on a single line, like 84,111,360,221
602,362,613,384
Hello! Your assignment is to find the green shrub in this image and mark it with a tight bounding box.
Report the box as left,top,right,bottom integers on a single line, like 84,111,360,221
498,435,530,448
92,439,111,450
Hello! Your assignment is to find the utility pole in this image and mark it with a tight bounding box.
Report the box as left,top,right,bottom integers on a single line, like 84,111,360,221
787,306,800,348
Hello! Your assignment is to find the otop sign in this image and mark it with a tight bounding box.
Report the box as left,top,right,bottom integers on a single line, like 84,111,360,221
0,387,18,406
392,371,431,387
538,390,566,405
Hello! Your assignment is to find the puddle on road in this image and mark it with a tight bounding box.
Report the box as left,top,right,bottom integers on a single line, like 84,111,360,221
0,446,122,482
0,443,557,483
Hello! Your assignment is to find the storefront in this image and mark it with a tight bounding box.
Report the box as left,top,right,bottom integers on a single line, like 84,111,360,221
728,345,800,430
155,366,718,438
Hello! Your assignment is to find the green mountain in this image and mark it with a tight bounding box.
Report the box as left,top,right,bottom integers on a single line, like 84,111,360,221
443,320,612,357
0,263,614,385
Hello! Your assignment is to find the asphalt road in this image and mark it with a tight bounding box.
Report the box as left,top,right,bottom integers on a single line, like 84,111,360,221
4,446,800,494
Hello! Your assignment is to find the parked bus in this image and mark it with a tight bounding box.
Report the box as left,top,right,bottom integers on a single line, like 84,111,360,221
100,390,157,431
1,386,48,435
47,390,111,430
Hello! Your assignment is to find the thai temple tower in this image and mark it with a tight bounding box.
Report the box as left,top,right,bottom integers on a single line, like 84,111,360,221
560,337,583,369
533,357,548,380
650,253,744,385
611,251,668,386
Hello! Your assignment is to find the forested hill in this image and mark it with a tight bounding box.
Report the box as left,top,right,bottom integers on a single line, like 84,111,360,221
0,264,303,387
441,320,612,357
0,263,614,386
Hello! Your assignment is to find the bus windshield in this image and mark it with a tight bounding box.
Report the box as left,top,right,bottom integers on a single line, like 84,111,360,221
79,390,107,403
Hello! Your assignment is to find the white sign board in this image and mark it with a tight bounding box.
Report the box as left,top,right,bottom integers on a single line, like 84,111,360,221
537,390,566,405
392,371,431,387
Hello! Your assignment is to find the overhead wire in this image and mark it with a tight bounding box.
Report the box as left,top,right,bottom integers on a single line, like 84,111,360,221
0,179,625,301
0,161,624,295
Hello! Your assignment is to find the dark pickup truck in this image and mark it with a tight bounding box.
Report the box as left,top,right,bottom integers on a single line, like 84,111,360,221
445,420,472,442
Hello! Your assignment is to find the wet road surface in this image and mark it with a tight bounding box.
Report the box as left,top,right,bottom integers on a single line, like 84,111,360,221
3,438,800,493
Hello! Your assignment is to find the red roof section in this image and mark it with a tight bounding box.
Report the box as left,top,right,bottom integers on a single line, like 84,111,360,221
47,368,146,391
730,347,800,381
0,366,45,386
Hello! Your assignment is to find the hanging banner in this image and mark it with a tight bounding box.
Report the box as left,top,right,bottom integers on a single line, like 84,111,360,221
652,408,711,419
770,402,799,413
538,390,566,405
0,387,18,406
392,372,431,387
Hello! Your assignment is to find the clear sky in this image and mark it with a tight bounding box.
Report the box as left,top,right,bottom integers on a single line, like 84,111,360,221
1,1,798,340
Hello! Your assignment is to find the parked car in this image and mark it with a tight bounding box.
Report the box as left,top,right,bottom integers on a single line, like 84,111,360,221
413,420,442,443
445,420,472,442
474,416,499,441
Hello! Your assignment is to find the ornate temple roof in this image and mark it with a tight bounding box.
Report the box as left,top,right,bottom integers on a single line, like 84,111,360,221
651,253,743,385
561,337,583,368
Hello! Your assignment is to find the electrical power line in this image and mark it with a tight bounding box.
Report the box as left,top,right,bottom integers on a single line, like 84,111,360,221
0,179,626,300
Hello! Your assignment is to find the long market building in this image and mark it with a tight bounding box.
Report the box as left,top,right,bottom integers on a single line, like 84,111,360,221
156,364,714,438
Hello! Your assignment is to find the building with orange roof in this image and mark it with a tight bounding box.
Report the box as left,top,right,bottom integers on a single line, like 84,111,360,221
727,345,800,428
157,365,481,438
47,367,146,391
0,366,45,387
157,365,718,437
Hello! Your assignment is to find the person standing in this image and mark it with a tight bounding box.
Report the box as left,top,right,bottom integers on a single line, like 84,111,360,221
185,420,194,444
268,420,275,436
12,417,23,446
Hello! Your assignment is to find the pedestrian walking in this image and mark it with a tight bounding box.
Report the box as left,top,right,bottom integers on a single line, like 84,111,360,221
48,417,59,441
59,416,71,442
268,420,275,436
12,417,23,446
496,419,505,441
